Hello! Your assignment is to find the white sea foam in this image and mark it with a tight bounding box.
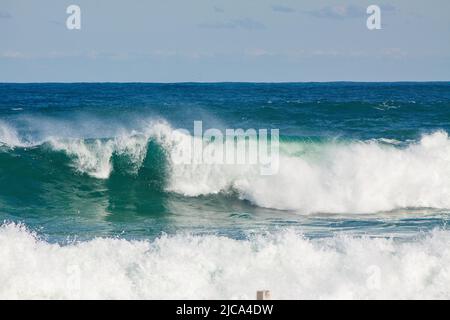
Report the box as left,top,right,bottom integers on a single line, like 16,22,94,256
49,138,115,179
3,119,450,214
49,131,150,179
0,121,25,147
162,129,450,214
1,222,449,299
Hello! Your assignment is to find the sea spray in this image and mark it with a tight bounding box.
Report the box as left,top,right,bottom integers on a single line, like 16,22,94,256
0,121,24,147
1,222,450,299
1,120,450,214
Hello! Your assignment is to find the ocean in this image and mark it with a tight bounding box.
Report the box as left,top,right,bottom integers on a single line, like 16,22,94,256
1,82,450,299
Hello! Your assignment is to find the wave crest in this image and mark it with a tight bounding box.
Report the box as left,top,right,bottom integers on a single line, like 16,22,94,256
49,133,150,179
0,121,25,148
2,119,450,214
165,130,450,214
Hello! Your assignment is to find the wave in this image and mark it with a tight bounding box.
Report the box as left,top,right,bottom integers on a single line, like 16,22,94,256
222,130,450,213
1,222,449,299
0,120,27,148
49,134,150,179
1,119,450,214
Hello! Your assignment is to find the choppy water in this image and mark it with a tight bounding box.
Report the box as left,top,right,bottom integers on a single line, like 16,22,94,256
1,82,450,299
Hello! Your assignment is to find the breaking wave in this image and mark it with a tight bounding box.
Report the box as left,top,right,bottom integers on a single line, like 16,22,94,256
1,223,449,299
1,119,450,214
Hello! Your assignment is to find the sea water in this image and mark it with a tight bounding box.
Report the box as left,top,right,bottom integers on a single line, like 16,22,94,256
1,82,450,299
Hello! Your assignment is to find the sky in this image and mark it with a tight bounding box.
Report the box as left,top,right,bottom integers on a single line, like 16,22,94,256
0,0,449,82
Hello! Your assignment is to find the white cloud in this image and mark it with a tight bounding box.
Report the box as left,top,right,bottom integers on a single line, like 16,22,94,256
1,51,25,59
213,6,224,13
0,11,12,19
307,5,362,20
199,18,265,30
271,5,295,13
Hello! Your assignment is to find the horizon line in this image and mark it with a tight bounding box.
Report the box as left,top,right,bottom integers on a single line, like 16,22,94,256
1,80,450,84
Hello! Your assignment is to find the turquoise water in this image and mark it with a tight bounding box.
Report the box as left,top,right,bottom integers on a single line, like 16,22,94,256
1,82,450,241
1,83,450,299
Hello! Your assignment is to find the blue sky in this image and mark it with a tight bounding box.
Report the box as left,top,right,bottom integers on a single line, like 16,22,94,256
0,0,449,82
